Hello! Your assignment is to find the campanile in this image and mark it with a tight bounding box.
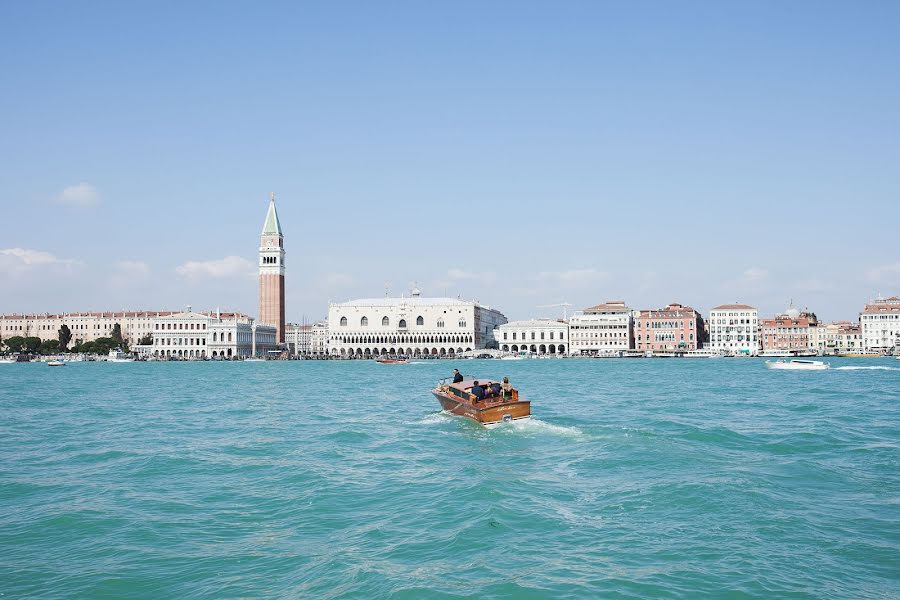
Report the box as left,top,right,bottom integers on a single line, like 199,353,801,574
259,192,285,344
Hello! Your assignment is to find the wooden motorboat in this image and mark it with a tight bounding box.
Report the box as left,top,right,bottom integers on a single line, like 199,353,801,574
376,358,409,364
432,378,530,428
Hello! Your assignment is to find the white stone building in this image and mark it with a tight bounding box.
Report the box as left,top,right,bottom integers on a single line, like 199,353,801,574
706,304,758,355
148,308,276,359
860,296,900,353
327,289,507,358
568,301,633,355
1,310,176,348
495,319,568,354
287,321,329,357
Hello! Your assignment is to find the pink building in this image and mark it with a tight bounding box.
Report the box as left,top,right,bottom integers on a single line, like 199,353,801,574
759,306,818,353
634,303,705,351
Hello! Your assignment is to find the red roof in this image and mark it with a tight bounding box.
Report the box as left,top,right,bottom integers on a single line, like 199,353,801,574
712,304,756,310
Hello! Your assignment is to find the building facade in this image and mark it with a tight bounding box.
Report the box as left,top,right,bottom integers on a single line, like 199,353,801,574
860,296,900,353
1,310,176,348
706,304,758,355
327,289,507,358
568,301,633,355
259,193,286,345
634,303,704,352
759,305,819,354
495,319,568,354
287,321,329,357
148,309,276,359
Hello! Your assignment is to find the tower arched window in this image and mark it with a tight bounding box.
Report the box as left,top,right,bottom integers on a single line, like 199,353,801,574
382,316,389,326
361,317,368,326
458,319,466,328
416,316,424,326
437,320,445,328
340,317,347,326
398,319,407,328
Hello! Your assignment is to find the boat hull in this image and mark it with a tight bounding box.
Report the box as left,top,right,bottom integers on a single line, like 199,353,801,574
432,390,530,427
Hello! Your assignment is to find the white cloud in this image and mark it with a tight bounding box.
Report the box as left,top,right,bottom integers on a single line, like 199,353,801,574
742,267,769,283
867,262,900,285
115,260,150,276
535,268,607,286
56,183,100,207
0,248,81,274
175,256,254,279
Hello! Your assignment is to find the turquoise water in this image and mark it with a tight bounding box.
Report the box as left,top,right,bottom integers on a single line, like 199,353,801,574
2,358,899,598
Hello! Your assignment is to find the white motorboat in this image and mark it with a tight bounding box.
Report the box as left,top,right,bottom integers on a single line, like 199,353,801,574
47,360,66,367
0,357,15,364
681,349,725,358
500,355,525,361
765,359,829,371
244,357,265,362
107,349,134,363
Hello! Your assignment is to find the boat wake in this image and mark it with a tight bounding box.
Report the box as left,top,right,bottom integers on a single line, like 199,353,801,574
499,417,585,439
833,365,900,371
411,412,452,425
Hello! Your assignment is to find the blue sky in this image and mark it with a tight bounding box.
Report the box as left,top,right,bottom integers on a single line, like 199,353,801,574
1,1,898,322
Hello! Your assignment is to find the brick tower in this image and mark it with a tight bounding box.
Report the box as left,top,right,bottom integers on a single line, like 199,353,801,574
259,192,285,344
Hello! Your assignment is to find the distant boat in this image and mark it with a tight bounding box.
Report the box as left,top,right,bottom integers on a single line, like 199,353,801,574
107,350,134,363
0,356,15,364
376,358,409,364
499,355,524,361
47,359,66,367
765,359,829,371
244,357,265,362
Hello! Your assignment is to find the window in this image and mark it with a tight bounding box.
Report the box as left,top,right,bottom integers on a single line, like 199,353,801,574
398,319,407,328
458,320,466,328
382,316,389,326
437,320,445,328
361,317,368,326
416,316,424,326
340,317,347,326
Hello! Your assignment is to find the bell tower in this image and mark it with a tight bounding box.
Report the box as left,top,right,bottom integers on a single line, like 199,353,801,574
259,192,285,344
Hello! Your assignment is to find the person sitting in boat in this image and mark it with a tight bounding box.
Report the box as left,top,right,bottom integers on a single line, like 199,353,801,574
452,368,463,383
471,381,485,402
500,377,512,399
490,381,502,398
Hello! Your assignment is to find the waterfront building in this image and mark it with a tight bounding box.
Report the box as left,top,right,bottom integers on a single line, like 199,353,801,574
259,193,286,345
860,296,900,353
327,288,507,358
759,305,819,353
286,321,329,357
0,310,177,348
819,321,864,354
568,301,633,355
149,308,276,359
706,304,758,355
634,303,704,352
495,319,568,354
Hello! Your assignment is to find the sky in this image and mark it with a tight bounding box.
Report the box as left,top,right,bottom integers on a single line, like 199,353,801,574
1,1,898,323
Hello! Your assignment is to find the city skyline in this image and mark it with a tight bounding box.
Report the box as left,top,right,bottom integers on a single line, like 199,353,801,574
2,3,898,322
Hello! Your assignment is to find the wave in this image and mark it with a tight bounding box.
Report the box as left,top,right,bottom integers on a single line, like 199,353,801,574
833,366,900,371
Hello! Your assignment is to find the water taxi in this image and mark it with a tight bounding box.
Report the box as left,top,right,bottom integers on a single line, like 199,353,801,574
765,359,829,371
376,358,409,364
47,359,66,367
431,377,531,428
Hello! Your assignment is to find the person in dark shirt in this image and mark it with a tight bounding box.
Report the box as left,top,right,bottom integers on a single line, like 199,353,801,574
452,368,463,383
471,381,485,402
490,382,501,397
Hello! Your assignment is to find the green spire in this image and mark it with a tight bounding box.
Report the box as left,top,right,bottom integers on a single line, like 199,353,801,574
261,192,283,236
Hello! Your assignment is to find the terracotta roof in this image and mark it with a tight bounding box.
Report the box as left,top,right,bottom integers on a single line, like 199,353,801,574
711,304,756,310
583,301,629,312
1,310,177,319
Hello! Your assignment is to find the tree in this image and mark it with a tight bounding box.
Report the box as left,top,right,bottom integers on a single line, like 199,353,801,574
58,324,72,351
138,333,153,346
4,336,25,353
40,339,60,354
24,337,42,353
111,323,128,350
